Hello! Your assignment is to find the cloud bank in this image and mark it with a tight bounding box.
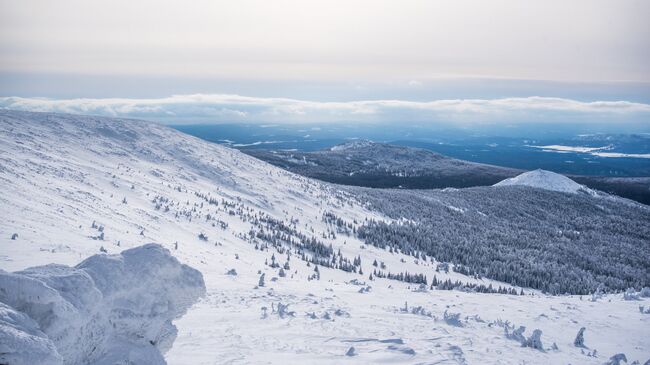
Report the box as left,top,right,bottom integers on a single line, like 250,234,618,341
1,94,649,125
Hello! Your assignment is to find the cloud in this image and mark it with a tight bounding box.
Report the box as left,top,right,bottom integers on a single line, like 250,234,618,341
1,94,649,125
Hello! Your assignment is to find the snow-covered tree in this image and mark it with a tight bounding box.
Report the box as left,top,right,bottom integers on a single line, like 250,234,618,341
258,273,265,287
574,327,586,347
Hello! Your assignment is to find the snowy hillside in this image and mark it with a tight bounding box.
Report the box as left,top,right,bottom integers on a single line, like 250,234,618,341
494,169,595,195
1,110,649,365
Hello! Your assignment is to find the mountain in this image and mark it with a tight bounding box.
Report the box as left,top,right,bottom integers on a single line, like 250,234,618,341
244,140,522,189
494,169,596,195
245,140,650,205
1,110,649,365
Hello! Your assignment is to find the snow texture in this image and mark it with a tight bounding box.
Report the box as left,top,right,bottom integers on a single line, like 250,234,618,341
0,110,648,365
0,244,205,365
494,169,595,194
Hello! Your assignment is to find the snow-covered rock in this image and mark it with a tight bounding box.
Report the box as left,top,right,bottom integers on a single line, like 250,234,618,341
0,243,205,365
494,169,595,194
0,302,62,365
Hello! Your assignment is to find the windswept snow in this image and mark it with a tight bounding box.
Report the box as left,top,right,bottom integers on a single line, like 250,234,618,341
0,110,648,365
0,244,205,365
494,169,595,194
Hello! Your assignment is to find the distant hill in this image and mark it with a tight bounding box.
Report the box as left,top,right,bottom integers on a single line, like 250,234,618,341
244,140,650,205
244,140,522,189
494,169,596,195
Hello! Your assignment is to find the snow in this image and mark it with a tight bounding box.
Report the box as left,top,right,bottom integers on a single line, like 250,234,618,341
0,110,648,365
494,169,595,194
0,302,62,365
528,145,611,153
529,145,650,159
0,244,205,365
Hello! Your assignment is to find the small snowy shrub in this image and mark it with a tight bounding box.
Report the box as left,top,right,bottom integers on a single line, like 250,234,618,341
623,288,641,301
522,329,544,351
574,327,586,347
506,326,526,344
346,346,356,356
443,310,463,327
605,353,628,365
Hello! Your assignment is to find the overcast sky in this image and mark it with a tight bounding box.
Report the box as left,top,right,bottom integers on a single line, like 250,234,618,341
1,0,649,124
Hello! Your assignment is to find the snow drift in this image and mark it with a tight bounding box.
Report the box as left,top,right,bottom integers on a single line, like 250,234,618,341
494,169,595,195
0,244,206,365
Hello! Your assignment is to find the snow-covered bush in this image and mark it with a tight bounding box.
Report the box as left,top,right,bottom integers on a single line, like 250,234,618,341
443,310,463,327
640,287,650,298
505,326,526,344
522,329,544,351
346,346,357,356
0,243,205,365
274,302,295,318
623,288,641,301
334,308,350,317
605,353,627,365
574,327,586,347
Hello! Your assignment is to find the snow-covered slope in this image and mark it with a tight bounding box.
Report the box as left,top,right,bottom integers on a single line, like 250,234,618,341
494,169,596,195
1,110,648,365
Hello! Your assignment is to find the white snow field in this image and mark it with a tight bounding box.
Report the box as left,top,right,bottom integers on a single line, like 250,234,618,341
0,110,648,364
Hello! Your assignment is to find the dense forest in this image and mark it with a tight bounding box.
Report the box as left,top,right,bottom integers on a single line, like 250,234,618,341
350,185,650,295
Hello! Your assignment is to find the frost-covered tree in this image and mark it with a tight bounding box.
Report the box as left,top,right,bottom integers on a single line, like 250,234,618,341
353,187,650,294
523,329,544,351
345,347,356,356
506,326,526,344
258,273,265,287
574,327,586,348
605,353,627,365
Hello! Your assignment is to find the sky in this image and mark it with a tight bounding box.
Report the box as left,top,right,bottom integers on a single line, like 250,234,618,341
1,0,649,125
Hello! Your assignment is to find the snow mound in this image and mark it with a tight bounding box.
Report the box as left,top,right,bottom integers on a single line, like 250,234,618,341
0,244,206,365
494,169,594,194
0,302,63,365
